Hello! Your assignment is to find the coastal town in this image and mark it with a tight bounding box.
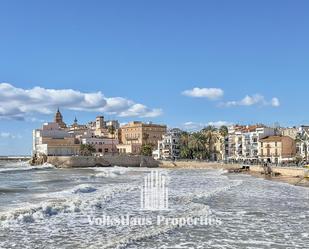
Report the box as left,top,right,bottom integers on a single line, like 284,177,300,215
32,108,309,166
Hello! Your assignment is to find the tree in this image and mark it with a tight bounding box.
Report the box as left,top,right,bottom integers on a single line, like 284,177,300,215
80,144,96,156
201,126,218,160
219,125,228,137
188,132,208,159
180,146,192,159
219,125,229,161
296,132,309,162
178,132,191,158
140,144,153,156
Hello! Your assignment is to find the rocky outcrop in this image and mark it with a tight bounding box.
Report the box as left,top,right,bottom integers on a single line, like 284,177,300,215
30,154,48,166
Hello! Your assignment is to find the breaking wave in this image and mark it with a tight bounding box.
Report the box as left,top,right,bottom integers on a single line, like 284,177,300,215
0,183,138,226
72,184,97,194
0,162,55,173
93,166,130,178
99,177,243,249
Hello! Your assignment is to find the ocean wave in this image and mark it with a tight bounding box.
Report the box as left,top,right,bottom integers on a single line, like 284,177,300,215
0,183,138,226
0,187,28,194
93,166,130,178
97,172,233,249
72,184,97,194
99,197,214,249
174,180,243,207
0,162,55,174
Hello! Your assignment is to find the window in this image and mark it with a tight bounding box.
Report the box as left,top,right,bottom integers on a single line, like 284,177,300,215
104,148,109,153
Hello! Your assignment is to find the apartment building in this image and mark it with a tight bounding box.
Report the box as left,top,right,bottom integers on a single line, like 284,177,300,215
153,128,181,160
227,125,275,162
297,125,309,161
259,135,296,164
118,121,167,154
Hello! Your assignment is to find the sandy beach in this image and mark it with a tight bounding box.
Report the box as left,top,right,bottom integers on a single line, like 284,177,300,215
159,160,309,188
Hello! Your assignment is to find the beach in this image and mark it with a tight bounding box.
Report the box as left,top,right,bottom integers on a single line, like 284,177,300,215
159,160,309,188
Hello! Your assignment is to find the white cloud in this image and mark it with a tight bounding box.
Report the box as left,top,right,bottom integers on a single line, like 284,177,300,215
0,132,11,138
0,132,21,139
222,94,280,108
0,83,162,120
207,121,234,127
182,87,224,100
118,104,163,118
183,121,233,131
271,97,280,107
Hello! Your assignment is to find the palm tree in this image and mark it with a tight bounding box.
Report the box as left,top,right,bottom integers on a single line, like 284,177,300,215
219,125,228,137
201,126,218,160
179,131,192,159
188,132,208,159
219,125,228,161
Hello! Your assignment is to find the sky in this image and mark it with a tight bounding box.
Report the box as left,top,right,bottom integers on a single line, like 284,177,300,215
0,0,309,155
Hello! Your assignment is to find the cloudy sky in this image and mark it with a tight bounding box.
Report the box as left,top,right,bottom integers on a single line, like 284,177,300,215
1,0,309,155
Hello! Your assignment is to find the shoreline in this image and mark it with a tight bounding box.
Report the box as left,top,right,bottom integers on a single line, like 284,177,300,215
241,170,309,187
159,160,309,188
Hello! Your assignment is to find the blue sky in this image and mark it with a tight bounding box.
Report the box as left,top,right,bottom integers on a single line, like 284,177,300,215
0,0,309,155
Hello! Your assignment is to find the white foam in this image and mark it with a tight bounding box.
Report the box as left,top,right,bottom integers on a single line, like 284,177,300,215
93,166,130,178
0,162,55,173
72,184,97,194
0,183,138,226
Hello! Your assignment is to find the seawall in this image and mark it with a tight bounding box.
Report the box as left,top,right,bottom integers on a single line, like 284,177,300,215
46,155,159,168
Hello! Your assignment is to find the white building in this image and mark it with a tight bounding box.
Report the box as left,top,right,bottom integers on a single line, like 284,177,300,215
227,125,275,162
33,122,79,156
241,127,276,161
153,129,181,160
81,137,118,155
297,126,309,161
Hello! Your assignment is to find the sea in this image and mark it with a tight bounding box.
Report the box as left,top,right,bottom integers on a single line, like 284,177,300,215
0,160,309,249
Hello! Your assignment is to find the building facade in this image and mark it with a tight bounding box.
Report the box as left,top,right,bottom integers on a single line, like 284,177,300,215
33,122,79,156
259,135,296,164
226,125,276,162
297,125,309,161
153,128,181,160
119,121,167,154
81,137,118,155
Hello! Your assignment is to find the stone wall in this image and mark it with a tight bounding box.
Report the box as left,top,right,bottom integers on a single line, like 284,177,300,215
46,155,159,168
